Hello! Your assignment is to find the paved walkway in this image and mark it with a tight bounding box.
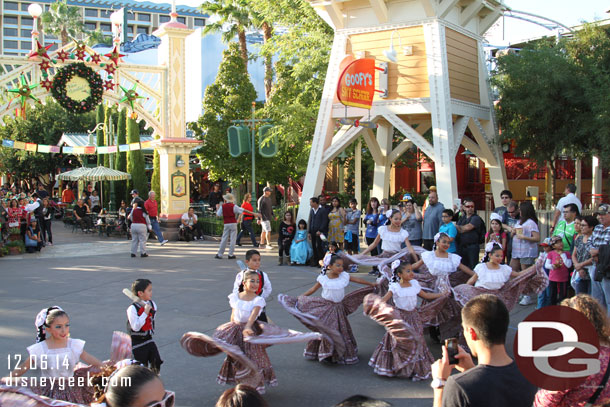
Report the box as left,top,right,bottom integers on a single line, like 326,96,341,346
0,221,535,407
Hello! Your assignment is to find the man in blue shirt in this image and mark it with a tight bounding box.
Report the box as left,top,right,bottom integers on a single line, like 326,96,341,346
439,209,458,253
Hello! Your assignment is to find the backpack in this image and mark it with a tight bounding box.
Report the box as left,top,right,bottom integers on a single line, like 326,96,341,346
594,244,610,281
476,215,486,245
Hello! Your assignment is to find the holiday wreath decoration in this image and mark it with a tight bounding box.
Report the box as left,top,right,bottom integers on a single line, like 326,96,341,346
51,62,103,113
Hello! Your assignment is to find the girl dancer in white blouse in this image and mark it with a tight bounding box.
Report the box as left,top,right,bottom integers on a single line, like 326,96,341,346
364,261,449,380
411,232,474,292
281,255,376,364
2,306,104,404
452,243,548,310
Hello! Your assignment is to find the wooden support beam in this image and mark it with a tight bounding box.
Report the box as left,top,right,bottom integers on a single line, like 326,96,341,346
420,0,436,17
369,0,388,23
467,117,497,165
388,122,431,164
460,136,484,160
321,1,344,29
362,128,385,165
439,0,460,18
479,9,501,35
460,0,485,26
322,121,367,164
452,116,469,156
382,111,435,160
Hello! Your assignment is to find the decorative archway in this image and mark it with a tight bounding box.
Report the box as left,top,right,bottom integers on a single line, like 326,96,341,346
0,9,201,222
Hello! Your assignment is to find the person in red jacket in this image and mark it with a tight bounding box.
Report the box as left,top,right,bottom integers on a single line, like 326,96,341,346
145,191,169,245
215,193,261,259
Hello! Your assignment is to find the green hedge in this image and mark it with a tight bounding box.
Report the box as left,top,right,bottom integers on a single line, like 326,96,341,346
198,214,283,237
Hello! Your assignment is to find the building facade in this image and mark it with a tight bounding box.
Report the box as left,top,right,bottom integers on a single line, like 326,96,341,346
0,0,205,55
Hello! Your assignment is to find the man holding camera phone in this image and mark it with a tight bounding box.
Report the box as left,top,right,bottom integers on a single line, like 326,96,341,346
430,294,536,407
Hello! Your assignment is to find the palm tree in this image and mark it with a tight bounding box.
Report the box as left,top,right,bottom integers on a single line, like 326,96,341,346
255,19,273,100
199,0,252,70
40,0,84,46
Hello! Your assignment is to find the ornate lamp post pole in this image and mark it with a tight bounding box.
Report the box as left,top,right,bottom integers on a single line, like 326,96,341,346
28,3,42,51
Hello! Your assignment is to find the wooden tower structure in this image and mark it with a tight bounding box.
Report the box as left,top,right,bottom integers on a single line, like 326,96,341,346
298,0,507,220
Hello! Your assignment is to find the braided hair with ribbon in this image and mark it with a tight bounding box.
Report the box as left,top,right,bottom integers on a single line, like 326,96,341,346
34,306,65,343
482,242,503,263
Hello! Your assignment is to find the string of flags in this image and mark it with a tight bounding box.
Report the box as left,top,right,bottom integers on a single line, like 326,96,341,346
1,139,155,154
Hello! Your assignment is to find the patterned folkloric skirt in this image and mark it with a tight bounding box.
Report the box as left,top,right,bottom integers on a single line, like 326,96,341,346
452,257,549,311
280,285,375,364
364,293,450,380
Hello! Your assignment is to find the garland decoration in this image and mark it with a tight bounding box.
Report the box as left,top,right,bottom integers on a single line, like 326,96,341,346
51,62,103,113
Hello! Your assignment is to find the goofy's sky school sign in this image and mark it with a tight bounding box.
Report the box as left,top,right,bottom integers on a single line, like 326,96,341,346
337,58,376,109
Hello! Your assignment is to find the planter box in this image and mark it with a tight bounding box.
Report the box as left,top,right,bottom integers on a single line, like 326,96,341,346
8,246,22,255
8,234,22,242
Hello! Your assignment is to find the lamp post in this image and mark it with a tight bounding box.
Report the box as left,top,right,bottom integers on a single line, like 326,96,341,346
250,102,256,208
87,122,117,211
110,9,124,46
28,3,42,52
106,118,117,212
230,102,272,209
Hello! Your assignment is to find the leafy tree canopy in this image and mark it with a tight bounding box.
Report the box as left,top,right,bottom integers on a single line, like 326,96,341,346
0,99,96,184
190,42,257,182
492,42,590,166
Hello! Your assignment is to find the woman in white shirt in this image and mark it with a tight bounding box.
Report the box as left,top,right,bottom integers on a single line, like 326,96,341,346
280,255,376,364
364,260,449,380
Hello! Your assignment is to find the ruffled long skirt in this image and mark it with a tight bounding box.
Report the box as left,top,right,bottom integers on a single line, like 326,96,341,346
364,293,450,380
280,286,375,364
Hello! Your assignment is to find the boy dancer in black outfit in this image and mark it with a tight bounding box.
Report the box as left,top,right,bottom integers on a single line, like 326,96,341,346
127,278,163,373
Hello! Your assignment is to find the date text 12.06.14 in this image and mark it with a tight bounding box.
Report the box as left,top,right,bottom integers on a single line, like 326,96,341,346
7,354,70,370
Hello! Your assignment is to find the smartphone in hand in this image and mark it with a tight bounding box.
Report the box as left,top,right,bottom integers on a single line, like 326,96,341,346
445,337,459,365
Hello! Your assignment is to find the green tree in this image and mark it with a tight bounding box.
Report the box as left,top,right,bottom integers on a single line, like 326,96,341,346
492,42,590,203
254,0,333,182
190,42,257,183
0,99,96,186
126,116,147,198
95,105,104,166
565,24,610,163
151,147,161,212
114,109,127,203
199,0,252,68
40,0,111,47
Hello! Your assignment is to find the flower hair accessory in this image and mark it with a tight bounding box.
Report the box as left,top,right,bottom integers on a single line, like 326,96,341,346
391,260,401,271
35,306,63,329
485,242,502,253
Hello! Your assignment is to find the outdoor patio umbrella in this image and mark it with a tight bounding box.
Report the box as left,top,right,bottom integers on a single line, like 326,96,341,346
56,167,89,181
57,166,131,208
75,166,132,182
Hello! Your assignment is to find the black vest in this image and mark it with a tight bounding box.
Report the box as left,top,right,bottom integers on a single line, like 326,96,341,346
126,302,156,338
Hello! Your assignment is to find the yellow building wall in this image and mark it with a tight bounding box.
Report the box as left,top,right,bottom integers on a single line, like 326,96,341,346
347,26,429,100
445,28,480,104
